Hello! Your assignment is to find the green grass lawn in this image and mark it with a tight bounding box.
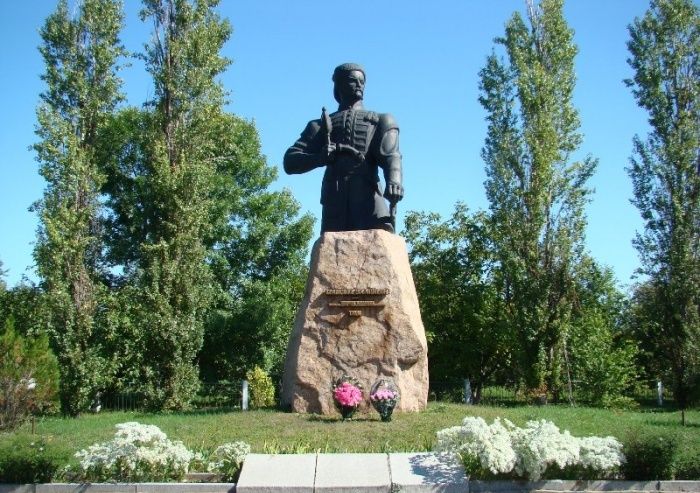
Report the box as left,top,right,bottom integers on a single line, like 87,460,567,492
2,403,698,468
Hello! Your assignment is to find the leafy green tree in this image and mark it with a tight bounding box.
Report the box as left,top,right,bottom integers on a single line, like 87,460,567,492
0,318,60,430
478,0,597,396
99,0,313,408
0,260,7,319
626,0,700,410
198,116,313,381
33,0,125,415
568,259,639,407
0,260,7,292
625,281,665,382
404,204,511,402
0,283,49,340
0,260,6,331
100,0,232,410
201,259,310,382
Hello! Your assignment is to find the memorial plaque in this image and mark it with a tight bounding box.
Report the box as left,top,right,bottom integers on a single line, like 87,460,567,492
324,288,388,318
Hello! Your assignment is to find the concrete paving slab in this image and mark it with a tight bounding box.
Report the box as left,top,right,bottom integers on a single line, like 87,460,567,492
236,453,316,493
659,482,700,492
388,452,468,492
0,486,35,493
527,480,590,491
472,480,663,493
35,485,136,493
314,453,391,493
135,483,236,492
184,473,223,483
470,480,539,493
586,482,659,491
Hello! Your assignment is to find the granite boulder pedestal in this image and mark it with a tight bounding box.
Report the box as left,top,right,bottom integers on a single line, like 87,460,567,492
281,229,429,415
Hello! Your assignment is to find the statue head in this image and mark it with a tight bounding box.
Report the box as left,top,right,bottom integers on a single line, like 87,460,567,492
332,62,366,105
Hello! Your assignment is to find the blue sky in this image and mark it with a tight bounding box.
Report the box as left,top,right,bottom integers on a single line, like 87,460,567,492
0,0,655,289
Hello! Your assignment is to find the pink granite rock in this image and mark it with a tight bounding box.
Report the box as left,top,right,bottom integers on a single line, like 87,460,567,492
281,230,429,414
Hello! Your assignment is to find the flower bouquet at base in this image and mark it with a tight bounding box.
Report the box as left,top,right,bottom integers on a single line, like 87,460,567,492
370,379,400,422
331,374,363,420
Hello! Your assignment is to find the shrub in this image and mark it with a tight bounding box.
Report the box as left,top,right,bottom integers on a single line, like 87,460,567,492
435,417,623,480
207,441,250,481
0,319,59,430
246,366,275,409
600,394,640,410
621,430,677,480
570,311,640,408
510,419,582,479
70,422,198,482
435,417,516,477
674,453,700,480
0,437,64,483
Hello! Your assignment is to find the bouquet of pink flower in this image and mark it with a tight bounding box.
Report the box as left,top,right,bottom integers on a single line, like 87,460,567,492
370,389,397,402
370,379,399,422
334,382,363,407
331,375,363,420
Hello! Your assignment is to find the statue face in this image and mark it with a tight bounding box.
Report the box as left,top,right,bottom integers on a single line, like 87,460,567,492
336,70,365,104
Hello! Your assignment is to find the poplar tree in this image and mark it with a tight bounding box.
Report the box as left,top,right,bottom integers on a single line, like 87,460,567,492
112,0,231,409
0,260,6,322
0,260,6,292
479,0,597,395
626,0,700,410
99,0,313,408
33,0,124,415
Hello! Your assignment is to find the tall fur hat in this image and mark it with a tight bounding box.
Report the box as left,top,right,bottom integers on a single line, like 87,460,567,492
332,63,366,103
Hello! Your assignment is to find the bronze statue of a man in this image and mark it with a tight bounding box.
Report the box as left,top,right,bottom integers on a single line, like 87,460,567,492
284,63,403,233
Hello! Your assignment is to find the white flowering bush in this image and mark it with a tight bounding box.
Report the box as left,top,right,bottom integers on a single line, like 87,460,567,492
578,436,625,472
435,417,624,480
71,422,198,482
510,419,581,479
207,441,251,481
436,417,517,476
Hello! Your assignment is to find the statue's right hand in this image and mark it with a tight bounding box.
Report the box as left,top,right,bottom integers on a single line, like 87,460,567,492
318,143,337,165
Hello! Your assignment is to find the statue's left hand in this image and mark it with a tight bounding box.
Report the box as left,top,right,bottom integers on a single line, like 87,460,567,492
318,143,337,165
384,182,404,203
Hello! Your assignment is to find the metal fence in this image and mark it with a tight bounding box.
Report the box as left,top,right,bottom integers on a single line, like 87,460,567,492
101,391,146,411
194,381,243,410
428,379,673,407
429,380,527,406
100,378,673,412
101,381,243,412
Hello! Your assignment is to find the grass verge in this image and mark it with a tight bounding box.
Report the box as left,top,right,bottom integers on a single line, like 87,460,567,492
2,403,698,471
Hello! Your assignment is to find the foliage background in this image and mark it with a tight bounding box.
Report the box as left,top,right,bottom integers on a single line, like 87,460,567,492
0,0,697,415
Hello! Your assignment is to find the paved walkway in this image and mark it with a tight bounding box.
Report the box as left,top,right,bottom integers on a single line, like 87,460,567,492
236,454,700,493
3,456,699,493
236,452,467,492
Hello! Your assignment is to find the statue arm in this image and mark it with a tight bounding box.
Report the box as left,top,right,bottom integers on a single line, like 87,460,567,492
283,120,327,174
377,113,403,202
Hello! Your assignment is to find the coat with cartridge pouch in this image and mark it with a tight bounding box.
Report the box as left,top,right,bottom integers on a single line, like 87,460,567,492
283,103,402,233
